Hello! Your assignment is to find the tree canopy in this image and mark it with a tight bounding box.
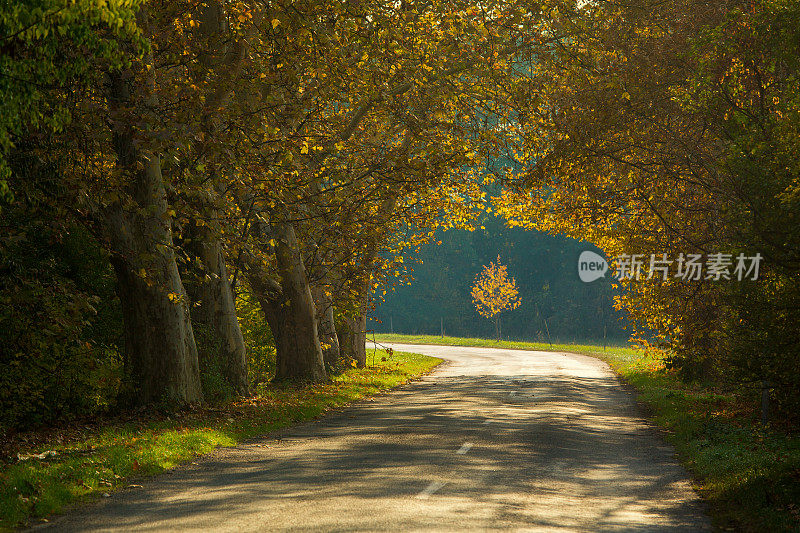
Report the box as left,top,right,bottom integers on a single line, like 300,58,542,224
3,0,800,428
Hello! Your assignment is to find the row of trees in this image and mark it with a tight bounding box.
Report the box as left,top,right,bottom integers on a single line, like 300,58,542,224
1,0,548,426
494,0,800,418
6,0,795,425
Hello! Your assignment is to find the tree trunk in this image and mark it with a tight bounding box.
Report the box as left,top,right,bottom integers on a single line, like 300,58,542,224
312,285,341,371
247,222,327,382
171,0,248,398
103,150,202,407
183,222,248,396
339,312,368,368
103,59,202,406
334,193,399,369
272,222,327,381
111,248,202,406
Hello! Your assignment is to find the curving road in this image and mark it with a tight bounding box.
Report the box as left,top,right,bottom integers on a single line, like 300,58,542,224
41,344,710,532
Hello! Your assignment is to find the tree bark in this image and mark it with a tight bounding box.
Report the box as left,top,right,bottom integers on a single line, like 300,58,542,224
104,141,202,405
110,245,203,406
166,0,248,397
339,306,368,368
101,31,203,406
334,192,399,369
183,221,248,396
246,222,327,382
312,284,341,371
271,222,327,381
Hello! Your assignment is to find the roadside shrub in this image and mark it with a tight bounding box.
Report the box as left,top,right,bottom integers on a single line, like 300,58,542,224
0,201,124,430
236,285,276,387
192,324,236,404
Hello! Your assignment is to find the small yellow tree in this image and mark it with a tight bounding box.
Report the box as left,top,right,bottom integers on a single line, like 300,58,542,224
471,256,521,340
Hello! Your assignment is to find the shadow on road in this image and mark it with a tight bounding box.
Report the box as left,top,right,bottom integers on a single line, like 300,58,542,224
45,350,709,532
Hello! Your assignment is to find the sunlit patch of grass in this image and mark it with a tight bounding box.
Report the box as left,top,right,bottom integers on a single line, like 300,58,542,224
373,333,640,359
602,353,800,532
378,333,800,531
0,350,440,531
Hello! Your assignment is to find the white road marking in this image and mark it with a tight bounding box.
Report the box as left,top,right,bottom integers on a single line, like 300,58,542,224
456,442,473,454
417,481,446,499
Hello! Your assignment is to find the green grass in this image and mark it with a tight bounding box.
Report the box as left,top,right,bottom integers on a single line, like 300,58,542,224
376,334,800,532
373,333,640,359
0,350,440,531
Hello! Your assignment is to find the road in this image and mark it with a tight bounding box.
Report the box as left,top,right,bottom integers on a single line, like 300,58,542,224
42,344,710,532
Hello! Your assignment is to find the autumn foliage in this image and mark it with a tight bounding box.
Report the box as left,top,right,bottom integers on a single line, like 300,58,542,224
471,256,521,339
3,0,800,429
493,0,800,420
0,0,543,428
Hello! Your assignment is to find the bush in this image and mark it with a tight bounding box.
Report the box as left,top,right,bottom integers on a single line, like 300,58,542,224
0,209,124,430
236,285,276,387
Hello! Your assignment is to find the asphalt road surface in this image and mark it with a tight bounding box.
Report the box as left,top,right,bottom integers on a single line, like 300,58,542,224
41,344,710,532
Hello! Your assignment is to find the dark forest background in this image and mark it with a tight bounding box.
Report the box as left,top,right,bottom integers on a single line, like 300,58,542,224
370,215,628,343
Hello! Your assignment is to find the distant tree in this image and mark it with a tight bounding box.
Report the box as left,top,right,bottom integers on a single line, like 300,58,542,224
471,256,521,340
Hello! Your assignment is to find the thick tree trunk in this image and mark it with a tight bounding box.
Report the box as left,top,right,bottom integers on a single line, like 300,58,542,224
183,222,248,396
247,222,327,382
339,311,368,368
312,284,341,371
334,193,399,369
111,247,202,406
258,294,327,382
104,152,203,406
168,0,248,398
271,222,327,381
103,59,203,406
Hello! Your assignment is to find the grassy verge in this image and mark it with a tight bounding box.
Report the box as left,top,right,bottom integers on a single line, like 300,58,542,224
373,333,640,359
376,334,800,531
0,350,440,531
